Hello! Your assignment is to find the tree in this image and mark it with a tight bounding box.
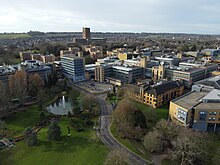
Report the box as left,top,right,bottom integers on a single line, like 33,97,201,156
170,128,206,165
105,149,128,165
113,99,147,140
80,94,97,112
154,119,179,149
212,148,220,165
48,120,62,141
0,81,10,112
133,110,147,129
0,120,6,138
28,73,44,97
23,127,37,146
144,130,163,153
40,111,46,121
9,71,28,103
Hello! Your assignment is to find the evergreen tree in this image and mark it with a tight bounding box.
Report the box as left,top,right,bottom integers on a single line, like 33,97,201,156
23,127,37,146
48,120,62,141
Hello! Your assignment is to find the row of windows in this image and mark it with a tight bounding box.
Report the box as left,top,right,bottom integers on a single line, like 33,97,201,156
200,111,219,115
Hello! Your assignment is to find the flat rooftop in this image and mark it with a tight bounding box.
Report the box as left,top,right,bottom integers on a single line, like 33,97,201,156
173,88,220,110
173,91,207,109
167,66,204,73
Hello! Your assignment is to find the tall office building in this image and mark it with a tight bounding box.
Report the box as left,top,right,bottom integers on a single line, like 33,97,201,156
82,27,91,40
61,54,85,82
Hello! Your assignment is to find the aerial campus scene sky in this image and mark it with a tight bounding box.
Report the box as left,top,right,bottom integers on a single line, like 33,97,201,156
0,0,219,34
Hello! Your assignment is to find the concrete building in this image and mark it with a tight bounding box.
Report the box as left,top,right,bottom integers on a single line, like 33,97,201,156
60,47,83,57
20,52,55,64
82,27,91,40
61,54,85,82
31,54,42,61
169,86,220,132
84,45,104,60
41,55,55,63
95,57,118,66
201,49,220,57
95,65,144,86
19,51,32,61
165,63,218,87
118,53,139,60
21,60,52,81
85,64,96,80
0,65,16,84
54,61,63,79
195,75,220,89
73,27,106,46
129,81,184,108
152,65,165,81
154,56,180,66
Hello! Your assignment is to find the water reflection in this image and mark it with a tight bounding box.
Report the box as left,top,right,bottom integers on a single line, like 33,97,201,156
46,96,74,115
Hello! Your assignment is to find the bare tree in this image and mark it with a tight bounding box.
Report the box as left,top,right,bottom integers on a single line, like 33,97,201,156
80,93,97,112
212,148,220,165
28,73,44,97
105,149,128,165
0,81,10,113
113,99,146,140
144,130,163,153
9,71,28,103
170,129,206,165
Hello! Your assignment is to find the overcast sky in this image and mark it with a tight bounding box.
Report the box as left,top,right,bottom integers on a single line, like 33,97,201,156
0,0,220,34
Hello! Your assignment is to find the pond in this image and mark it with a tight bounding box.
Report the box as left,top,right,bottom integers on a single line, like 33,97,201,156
46,96,74,115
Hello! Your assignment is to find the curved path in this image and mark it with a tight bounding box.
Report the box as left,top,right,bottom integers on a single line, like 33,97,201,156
73,84,150,165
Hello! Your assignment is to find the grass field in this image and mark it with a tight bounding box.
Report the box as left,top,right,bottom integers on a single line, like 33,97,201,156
0,89,108,165
0,33,31,39
0,117,108,165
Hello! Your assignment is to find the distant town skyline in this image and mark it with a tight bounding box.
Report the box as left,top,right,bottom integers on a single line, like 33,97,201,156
0,0,220,34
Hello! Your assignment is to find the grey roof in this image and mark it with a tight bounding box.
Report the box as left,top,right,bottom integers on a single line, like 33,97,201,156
201,89,220,102
147,81,183,96
195,75,220,89
173,91,206,109
173,87,220,110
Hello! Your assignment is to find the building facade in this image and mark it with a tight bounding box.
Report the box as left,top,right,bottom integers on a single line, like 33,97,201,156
169,86,220,132
129,81,184,108
82,27,91,40
0,65,16,85
95,65,144,86
61,55,85,82
152,65,165,81
21,60,52,81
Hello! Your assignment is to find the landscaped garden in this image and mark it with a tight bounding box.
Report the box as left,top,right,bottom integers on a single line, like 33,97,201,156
0,85,109,165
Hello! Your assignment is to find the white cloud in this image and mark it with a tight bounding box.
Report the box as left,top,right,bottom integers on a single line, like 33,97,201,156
0,0,219,34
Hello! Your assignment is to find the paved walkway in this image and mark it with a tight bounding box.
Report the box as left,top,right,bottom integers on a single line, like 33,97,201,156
73,85,151,165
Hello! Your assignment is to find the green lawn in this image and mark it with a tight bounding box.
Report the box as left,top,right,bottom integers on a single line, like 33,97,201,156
0,89,108,165
1,117,108,165
4,105,42,136
0,33,31,39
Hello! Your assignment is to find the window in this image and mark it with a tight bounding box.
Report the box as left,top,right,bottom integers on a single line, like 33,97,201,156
209,117,216,121
210,112,217,115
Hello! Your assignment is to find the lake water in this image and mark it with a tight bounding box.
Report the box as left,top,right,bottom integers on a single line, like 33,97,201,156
46,96,74,115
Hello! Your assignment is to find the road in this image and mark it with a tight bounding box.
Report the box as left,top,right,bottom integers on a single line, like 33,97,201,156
73,85,149,165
